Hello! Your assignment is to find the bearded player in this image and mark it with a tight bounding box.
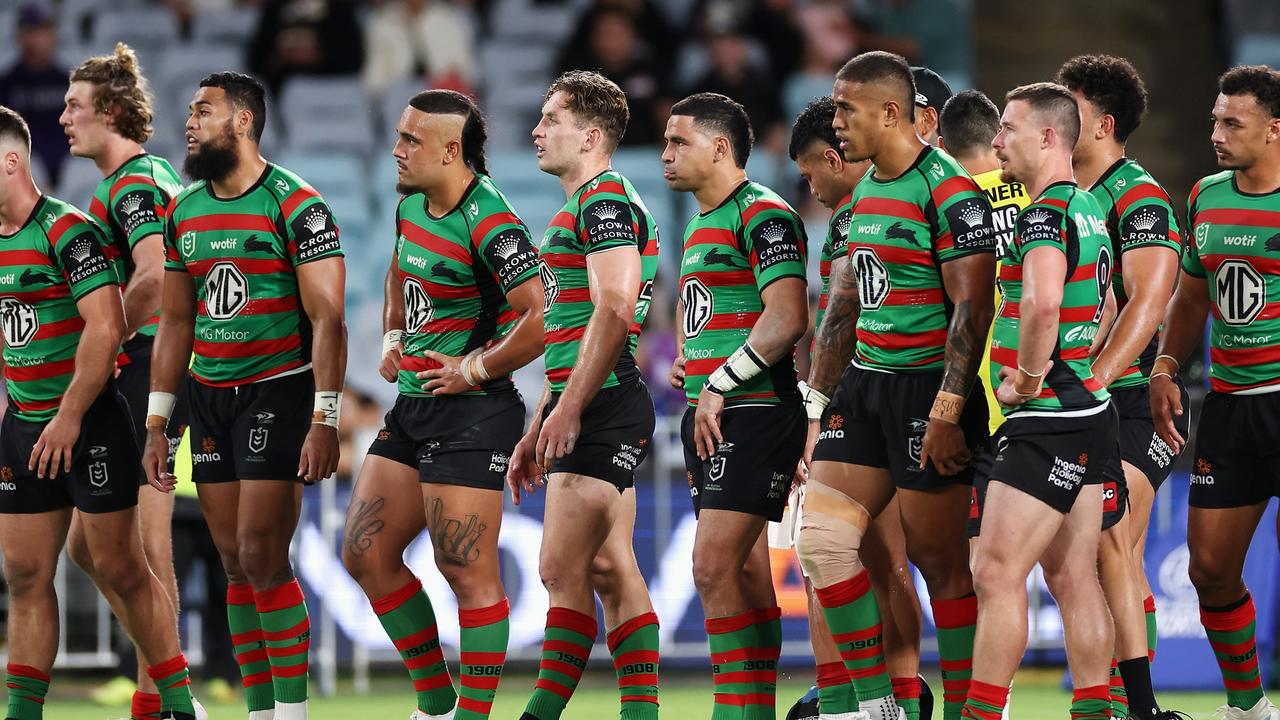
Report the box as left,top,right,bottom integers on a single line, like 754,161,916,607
142,72,347,720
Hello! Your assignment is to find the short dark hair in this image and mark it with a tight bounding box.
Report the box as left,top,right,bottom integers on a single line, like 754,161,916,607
1055,54,1148,142
939,90,1000,157
545,70,629,152
199,72,267,141
0,105,31,149
788,96,838,160
671,92,754,167
1006,82,1080,148
408,89,489,176
1219,65,1280,119
836,51,916,123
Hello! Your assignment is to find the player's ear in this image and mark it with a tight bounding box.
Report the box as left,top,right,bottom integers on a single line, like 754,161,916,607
823,146,843,172
235,107,254,139
443,138,462,165
714,135,731,163
884,99,901,128
1098,113,1115,140
1267,116,1280,144
584,126,602,153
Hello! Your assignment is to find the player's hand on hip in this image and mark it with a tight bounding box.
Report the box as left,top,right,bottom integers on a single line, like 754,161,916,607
141,426,176,493
1149,373,1185,454
668,354,686,389
507,431,543,505
536,407,580,469
795,420,820,486
693,387,724,461
29,411,80,480
416,350,472,395
920,417,970,476
379,343,403,383
298,424,340,483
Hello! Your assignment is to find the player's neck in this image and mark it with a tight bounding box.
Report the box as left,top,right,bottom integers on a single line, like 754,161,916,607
0,176,41,233
424,168,475,217
558,156,611,198
694,168,748,213
1071,142,1123,189
211,150,267,199
871,130,927,180
1025,153,1076,199
1235,154,1280,194
957,150,1000,177
93,137,145,176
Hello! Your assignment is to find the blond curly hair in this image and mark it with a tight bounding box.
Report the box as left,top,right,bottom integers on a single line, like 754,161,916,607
69,42,155,143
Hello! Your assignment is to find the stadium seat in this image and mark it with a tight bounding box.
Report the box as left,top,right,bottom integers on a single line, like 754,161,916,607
488,0,584,44
191,6,258,45
278,77,376,154
275,151,367,201
1236,33,1280,67
90,8,179,55
57,158,104,210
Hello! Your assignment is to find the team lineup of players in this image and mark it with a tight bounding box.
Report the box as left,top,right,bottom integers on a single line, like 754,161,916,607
0,37,1277,720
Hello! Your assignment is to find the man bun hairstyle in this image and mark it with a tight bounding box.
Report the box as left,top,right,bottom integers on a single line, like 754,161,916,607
671,92,754,168
69,42,156,143
409,89,490,176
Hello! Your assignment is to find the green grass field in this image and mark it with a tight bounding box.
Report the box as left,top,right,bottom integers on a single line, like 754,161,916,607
36,669,1226,719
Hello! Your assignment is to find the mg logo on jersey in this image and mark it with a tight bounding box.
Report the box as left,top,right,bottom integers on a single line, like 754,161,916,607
1215,259,1265,327
850,247,890,310
205,262,248,320
248,428,269,454
0,297,39,348
402,277,433,333
680,277,713,339
88,462,109,487
539,260,559,311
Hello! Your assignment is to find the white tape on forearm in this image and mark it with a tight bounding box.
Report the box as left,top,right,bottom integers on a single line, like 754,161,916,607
146,391,176,425
798,381,831,422
382,329,404,357
705,342,769,394
313,391,342,429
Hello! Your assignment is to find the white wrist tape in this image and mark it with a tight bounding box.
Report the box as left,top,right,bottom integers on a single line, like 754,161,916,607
313,391,342,429
705,342,769,395
147,391,177,422
798,381,831,422
382,330,404,357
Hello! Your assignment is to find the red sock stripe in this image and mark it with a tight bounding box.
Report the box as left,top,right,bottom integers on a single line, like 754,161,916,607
893,676,922,700
6,664,50,682
1,689,44,706
263,617,311,643
621,694,660,705
816,662,847,688
717,670,779,685
227,583,256,605
1143,595,1157,613
460,651,506,665
147,654,189,682
394,625,441,653
132,691,162,717
540,658,587,677
241,671,273,688
461,675,502,691
941,658,973,672
813,571,872,608
371,577,423,615
1201,595,1256,631
1072,684,1110,703
1209,637,1259,658
847,663,890,680
254,579,305,613
705,609,757,635
753,606,782,623
266,638,311,659
235,648,268,666
962,705,1002,720
547,606,598,639
543,638,592,656
458,697,494,714
831,623,883,646
459,597,510,628
710,646,777,664
1214,653,1261,675
534,677,575,700
413,673,454,692
231,628,265,647
619,673,660,688
932,594,979,628
713,692,777,707
607,611,660,651
272,662,309,679
968,680,1010,707
612,649,660,667
1225,676,1265,691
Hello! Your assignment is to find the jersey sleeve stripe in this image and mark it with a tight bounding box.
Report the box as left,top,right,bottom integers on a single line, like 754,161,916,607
1114,183,1172,218
45,214,88,247
470,211,523,248
852,197,927,223
580,180,627,201
109,173,157,199
931,176,980,207
281,187,321,219
89,197,109,225
178,214,277,234
741,199,794,225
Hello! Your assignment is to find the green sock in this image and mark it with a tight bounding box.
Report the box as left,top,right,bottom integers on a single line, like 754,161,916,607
893,676,922,720
147,655,196,717
931,595,977,720
1144,594,1158,661
254,579,310,704
1070,685,1111,719
1202,593,1265,710
524,607,597,720
743,607,781,720
372,577,456,714
812,571,894,702
960,680,1008,720
456,598,510,720
816,662,855,715
607,612,660,720
5,664,49,720
227,583,274,713
706,610,756,720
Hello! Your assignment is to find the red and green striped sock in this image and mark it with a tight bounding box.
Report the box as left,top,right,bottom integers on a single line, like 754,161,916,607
815,662,856,715
813,570,894,703
457,598,510,720
5,664,49,720
254,579,311,704
1107,659,1127,718
1201,593,1265,710
931,594,977,720
959,679,1008,720
743,607,781,720
227,583,274,713
606,611,660,720
1070,684,1111,719
524,607,597,720
131,690,162,720
147,654,196,718
1144,594,1158,662
372,577,456,715
706,610,757,720
893,676,922,720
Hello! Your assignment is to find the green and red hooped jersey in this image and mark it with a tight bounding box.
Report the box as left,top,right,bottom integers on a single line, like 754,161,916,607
679,180,807,407
815,193,854,334
0,195,120,421
991,181,1113,416
1183,170,1280,394
394,174,540,397
844,146,997,372
540,169,660,393
87,153,184,339
163,164,343,387
1088,157,1183,390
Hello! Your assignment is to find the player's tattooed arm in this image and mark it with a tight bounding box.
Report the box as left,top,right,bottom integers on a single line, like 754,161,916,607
808,258,860,397
938,252,997,397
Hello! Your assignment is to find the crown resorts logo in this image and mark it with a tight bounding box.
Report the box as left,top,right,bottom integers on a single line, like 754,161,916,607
835,214,851,237
69,238,93,263
592,204,621,222
1130,207,1160,232
494,236,522,260
759,220,788,244
1024,209,1052,226
120,194,144,216
958,201,985,228
302,208,328,235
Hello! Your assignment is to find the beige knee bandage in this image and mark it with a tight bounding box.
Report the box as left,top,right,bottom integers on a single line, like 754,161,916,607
795,482,872,587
